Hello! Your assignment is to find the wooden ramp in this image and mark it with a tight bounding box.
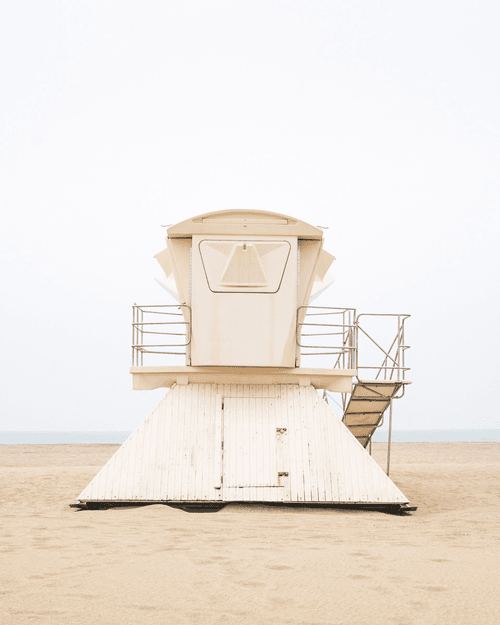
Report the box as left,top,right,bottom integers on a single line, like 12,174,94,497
77,383,409,506
342,380,405,448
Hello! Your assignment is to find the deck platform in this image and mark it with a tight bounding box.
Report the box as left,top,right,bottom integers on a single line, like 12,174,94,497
130,365,356,393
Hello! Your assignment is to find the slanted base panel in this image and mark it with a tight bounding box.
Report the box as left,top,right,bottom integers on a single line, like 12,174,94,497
77,384,408,505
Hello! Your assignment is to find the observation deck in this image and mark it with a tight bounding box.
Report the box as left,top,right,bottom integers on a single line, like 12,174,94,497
131,304,411,449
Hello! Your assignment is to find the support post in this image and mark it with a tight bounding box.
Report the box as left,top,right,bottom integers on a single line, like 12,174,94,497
386,399,393,476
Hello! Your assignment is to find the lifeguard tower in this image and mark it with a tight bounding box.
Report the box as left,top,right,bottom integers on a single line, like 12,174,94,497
77,210,412,512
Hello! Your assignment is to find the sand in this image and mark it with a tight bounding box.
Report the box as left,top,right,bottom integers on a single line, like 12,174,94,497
1,442,499,625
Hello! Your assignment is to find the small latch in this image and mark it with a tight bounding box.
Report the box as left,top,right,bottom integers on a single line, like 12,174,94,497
278,472,289,477
276,428,287,434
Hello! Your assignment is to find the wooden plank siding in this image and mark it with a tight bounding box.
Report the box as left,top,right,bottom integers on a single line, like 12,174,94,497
78,383,408,505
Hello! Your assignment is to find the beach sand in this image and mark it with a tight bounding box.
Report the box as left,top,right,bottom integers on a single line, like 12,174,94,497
1,442,499,624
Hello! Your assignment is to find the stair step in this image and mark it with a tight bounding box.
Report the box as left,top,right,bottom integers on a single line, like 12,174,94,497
342,380,408,448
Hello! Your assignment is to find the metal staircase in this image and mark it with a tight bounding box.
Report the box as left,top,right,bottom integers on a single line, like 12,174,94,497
342,380,406,448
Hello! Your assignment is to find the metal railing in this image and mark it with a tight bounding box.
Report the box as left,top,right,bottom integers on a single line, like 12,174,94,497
131,303,409,382
297,306,410,382
355,313,410,382
296,306,356,370
132,304,191,366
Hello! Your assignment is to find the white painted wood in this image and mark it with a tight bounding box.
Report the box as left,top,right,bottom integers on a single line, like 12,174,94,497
223,396,279,488
78,383,408,505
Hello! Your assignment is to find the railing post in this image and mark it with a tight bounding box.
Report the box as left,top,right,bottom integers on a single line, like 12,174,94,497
295,306,300,367
132,305,135,366
386,399,393,476
401,316,404,381
397,316,401,382
140,306,143,366
354,315,358,373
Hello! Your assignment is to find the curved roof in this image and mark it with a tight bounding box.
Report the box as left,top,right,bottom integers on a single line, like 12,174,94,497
167,209,324,239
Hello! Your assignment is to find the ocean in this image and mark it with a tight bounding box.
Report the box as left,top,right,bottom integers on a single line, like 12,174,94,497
0,430,499,444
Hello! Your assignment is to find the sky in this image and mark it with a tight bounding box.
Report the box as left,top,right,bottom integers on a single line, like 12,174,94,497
1,1,499,432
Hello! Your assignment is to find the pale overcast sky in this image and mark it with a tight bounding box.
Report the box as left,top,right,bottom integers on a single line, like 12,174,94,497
1,1,499,431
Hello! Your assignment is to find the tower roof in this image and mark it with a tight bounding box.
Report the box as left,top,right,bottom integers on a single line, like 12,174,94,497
166,209,324,239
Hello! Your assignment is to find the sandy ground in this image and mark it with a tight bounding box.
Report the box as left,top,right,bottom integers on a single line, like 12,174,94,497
1,442,499,625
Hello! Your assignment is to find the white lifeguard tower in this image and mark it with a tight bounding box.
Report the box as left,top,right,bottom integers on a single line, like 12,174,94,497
77,210,413,512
